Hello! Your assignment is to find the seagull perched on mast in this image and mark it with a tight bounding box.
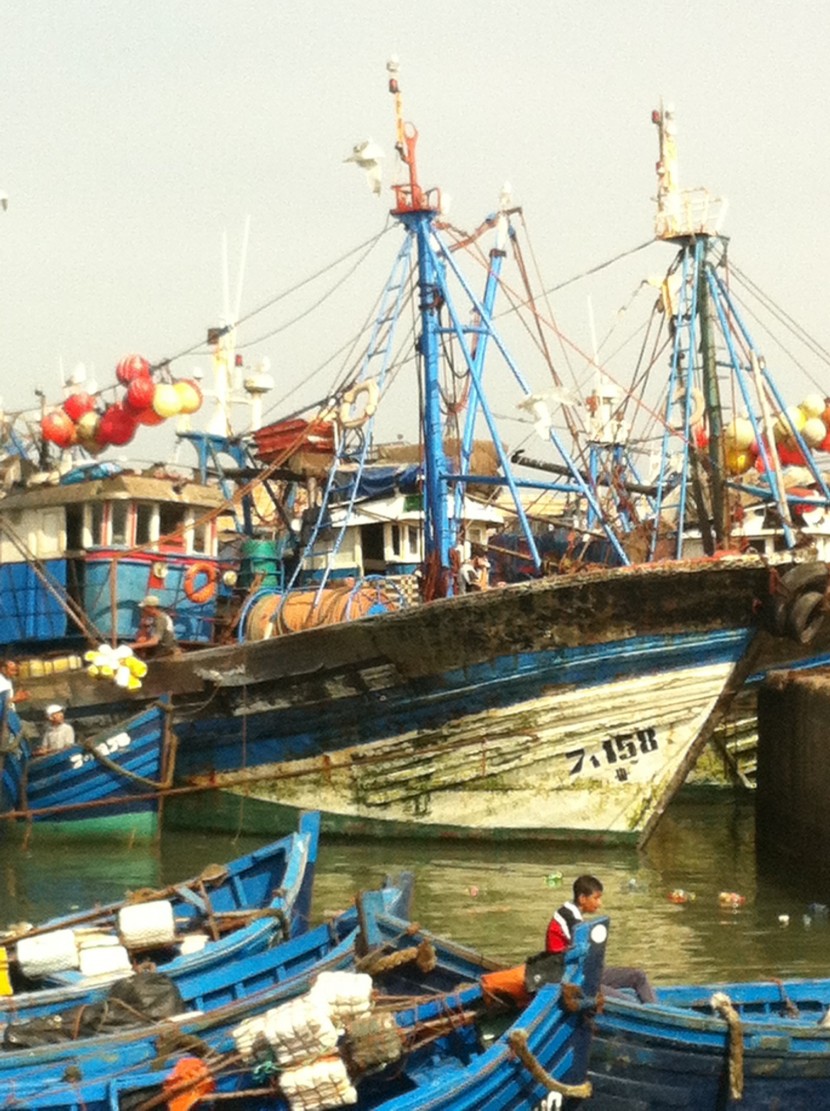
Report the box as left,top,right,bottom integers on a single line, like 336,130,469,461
344,139,384,196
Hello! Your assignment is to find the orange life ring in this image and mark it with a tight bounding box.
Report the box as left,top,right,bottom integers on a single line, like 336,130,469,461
183,561,218,604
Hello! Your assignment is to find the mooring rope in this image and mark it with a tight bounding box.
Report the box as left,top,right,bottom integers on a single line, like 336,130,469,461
711,991,744,1100
507,1028,593,1099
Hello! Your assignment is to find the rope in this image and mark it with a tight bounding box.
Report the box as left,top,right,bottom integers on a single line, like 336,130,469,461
711,991,744,1100
77,735,169,792
356,939,437,976
507,1029,592,1099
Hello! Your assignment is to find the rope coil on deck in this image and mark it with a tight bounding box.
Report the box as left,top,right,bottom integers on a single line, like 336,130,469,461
710,991,744,1100
356,939,437,976
507,1028,593,1100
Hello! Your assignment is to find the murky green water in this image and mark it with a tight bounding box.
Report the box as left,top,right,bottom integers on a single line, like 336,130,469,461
1,789,827,988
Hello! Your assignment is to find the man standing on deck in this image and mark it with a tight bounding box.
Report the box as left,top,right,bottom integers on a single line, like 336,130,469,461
131,596,181,659
0,659,30,705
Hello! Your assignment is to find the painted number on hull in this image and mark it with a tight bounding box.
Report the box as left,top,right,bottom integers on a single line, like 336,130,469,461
567,727,657,779
533,1094,562,1111
68,731,131,770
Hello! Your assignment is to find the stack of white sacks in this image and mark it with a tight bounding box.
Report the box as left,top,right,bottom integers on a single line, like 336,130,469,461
231,970,375,1111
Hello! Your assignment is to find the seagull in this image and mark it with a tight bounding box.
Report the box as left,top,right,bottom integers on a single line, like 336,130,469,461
344,139,384,196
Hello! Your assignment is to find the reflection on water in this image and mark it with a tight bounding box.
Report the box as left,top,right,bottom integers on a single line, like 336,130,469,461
2,790,829,986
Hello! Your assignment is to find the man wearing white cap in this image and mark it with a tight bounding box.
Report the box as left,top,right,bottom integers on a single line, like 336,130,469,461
131,595,180,659
40,704,75,754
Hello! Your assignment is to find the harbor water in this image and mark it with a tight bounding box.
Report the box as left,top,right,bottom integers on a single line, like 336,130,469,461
1,788,828,987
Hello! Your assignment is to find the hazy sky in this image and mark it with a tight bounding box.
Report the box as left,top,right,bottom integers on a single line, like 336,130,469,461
2,2,828,461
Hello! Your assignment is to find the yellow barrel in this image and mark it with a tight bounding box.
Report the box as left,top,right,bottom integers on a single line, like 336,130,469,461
52,656,70,674
27,659,45,678
0,947,11,996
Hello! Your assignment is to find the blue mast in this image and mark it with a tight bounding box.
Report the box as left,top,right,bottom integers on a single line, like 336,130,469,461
388,61,452,591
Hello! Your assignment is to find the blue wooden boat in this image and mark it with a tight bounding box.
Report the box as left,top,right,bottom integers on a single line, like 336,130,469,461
0,887,432,1091
0,810,320,1025
0,914,608,1110
588,974,830,1108
0,694,170,839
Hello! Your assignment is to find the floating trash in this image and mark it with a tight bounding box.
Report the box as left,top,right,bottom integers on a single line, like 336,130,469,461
668,889,695,905
626,877,638,890
468,885,479,898
807,903,829,919
778,914,790,927
804,915,813,928
718,892,746,908
545,872,563,888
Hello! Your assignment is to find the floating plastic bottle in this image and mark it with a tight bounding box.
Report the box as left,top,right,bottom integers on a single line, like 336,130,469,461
545,872,563,888
718,891,746,908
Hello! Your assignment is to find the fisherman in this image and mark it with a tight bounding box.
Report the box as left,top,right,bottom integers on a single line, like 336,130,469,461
458,555,480,593
0,659,30,705
39,704,75,753
547,874,657,1003
131,595,181,659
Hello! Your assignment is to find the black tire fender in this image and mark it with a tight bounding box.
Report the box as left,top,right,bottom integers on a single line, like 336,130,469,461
779,561,829,597
764,561,829,637
786,590,827,645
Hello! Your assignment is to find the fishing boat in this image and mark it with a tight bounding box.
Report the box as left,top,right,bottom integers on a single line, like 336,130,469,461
0,888,458,1086
0,912,607,1111
0,695,171,839
588,973,830,1108
0,811,320,1024
2,69,827,845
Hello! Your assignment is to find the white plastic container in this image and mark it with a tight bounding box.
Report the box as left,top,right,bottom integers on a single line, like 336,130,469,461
118,899,176,948
78,942,132,978
16,929,79,978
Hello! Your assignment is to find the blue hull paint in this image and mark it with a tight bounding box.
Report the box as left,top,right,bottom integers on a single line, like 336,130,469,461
0,914,606,1111
0,812,321,1025
175,628,752,776
1,701,167,835
590,975,830,1108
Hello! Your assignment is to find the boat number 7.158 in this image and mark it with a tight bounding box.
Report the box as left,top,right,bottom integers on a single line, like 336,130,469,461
68,731,132,770
567,726,658,780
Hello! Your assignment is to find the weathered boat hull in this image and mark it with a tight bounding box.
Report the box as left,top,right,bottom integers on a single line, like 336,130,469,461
5,915,607,1111
1,811,321,1024
24,557,798,843
0,701,168,839
589,976,830,1109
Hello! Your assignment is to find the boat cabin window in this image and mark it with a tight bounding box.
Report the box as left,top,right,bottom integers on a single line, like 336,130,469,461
66,505,83,552
390,524,401,557
158,503,186,552
89,502,105,546
135,504,154,546
360,523,386,573
191,519,209,554
111,501,130,546
407,526,419,556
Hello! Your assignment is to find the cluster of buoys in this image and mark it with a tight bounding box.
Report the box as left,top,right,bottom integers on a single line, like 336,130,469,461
83,643,148,690
722,394,830,475
40,354,203,453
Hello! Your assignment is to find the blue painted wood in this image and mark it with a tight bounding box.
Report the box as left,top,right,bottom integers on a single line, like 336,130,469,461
589,973,830,1108
0,698,168,833
0,811,321,1026
0,915,607,1110
0,889,453,1094
174,627,753,778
